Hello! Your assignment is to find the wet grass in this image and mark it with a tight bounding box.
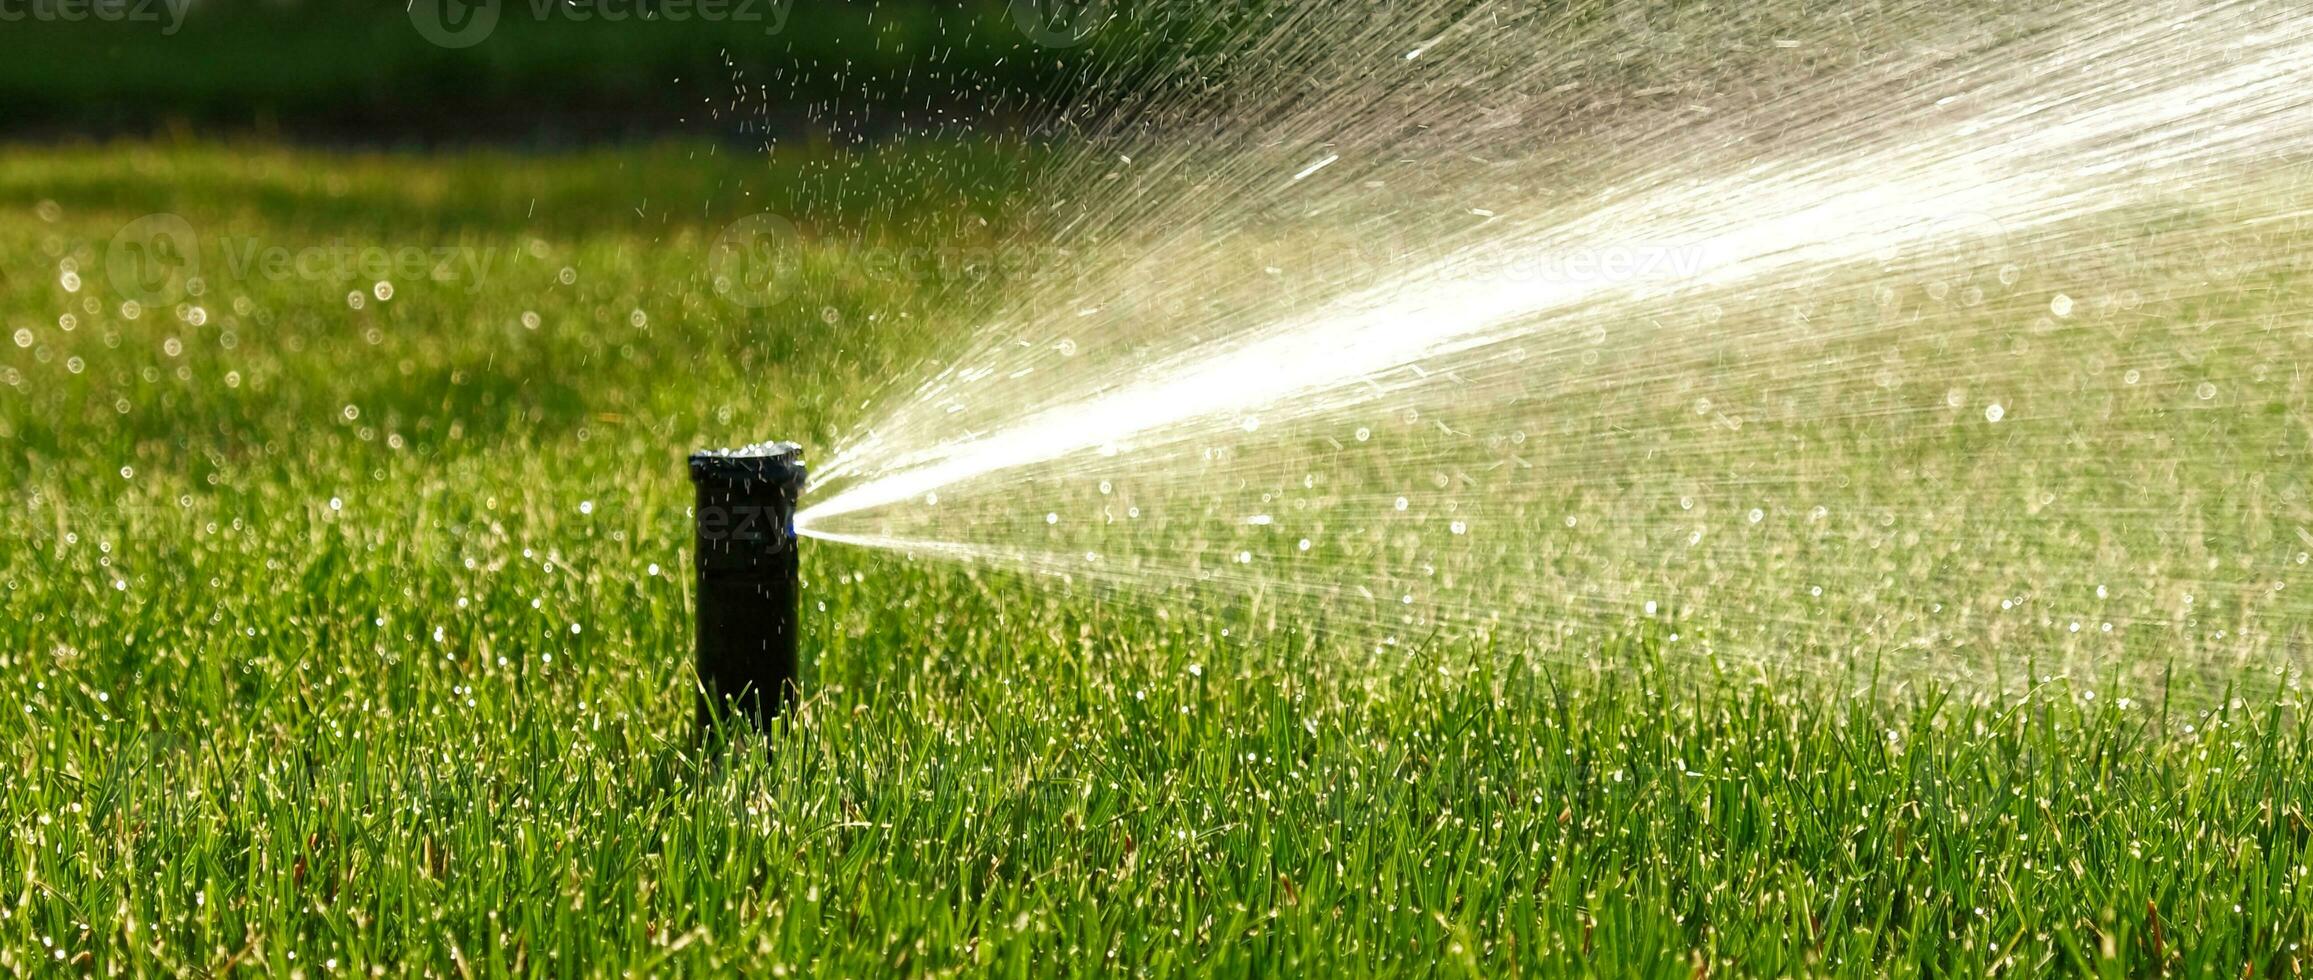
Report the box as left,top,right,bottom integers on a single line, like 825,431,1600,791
0,142,2309,975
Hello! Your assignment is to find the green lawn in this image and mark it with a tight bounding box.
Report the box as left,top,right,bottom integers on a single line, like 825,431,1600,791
2,143,2310,975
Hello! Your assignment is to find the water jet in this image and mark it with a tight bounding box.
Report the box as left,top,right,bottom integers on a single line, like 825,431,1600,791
689,441,806,731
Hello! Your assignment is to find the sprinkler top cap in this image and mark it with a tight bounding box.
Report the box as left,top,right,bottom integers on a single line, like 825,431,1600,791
689,440,806,487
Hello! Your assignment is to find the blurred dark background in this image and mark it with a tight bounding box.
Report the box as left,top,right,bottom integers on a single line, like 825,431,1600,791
0,0,1120,146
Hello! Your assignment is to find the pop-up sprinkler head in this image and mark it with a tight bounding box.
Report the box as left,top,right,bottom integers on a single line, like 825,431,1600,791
689,441,806,732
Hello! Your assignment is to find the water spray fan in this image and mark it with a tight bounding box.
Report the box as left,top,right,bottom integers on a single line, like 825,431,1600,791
689,441,806,731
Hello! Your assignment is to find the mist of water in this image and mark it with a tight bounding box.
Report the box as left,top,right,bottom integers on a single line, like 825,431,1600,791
799,0,2313,689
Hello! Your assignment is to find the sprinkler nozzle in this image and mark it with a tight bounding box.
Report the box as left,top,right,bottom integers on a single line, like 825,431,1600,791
689,441,806,732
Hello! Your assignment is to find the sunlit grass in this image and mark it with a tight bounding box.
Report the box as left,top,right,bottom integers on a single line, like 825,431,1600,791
1,143,2309,974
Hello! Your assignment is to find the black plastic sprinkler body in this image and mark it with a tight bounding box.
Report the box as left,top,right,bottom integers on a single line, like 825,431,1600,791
689,441,806,732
